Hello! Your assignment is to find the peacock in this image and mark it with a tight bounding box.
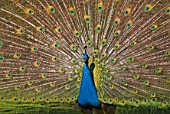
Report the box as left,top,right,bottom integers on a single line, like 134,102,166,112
0,0,170,113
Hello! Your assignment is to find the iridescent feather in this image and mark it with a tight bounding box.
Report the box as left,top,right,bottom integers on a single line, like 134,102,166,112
0,0,170,113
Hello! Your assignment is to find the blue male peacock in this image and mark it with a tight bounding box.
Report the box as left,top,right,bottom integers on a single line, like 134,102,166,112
0,0,170,113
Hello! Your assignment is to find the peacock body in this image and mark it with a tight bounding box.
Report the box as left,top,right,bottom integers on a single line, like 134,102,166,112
0,0,170,111
78,53,101,109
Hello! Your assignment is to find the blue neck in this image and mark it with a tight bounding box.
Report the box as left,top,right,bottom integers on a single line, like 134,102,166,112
78,60,101,108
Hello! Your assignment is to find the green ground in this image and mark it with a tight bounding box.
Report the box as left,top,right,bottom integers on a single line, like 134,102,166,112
0,101,170,114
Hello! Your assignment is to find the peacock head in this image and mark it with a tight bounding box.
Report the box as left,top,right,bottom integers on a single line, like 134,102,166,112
82,46,89,62
82,54,89,62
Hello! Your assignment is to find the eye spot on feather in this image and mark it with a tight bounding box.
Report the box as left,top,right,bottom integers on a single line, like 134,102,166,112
121,100,126,106
31,98,37,102
124,8,131,16
115,97,119,102
114,30,121,36
129,98,133,103
143,99,147,103
155,67,162,74
13,97,19,102
37,27,45,32
70,59,77,64
95,25,102,32
6,73,12,78
68,75,74,81
25,8,34,15
101,39,107,46
54,97,58,102
162,100,168,107
150,92,156,98
65,85,70,90
114,44,120,50
101,52,107,59
22,97,28,102
147,45,154,50
73,30,80,37
47,6,55,13
34,61,41,67
120,67,126,72
0,55,4,63
58,67,65,73
144,80,149,85
133,74,140,80
70,44,77,51
102,69,109,74
165,7,170,14
19,66,26,72
17,28,25,35
55,27,63,33
74,68,80,73
52,42,59,48
97,3,103,11
84,15,91,23
126,20,132,28
165,50,170,56
99,62,105,68
27,80,33,86
86,40,92,47
130,41,137,46
110,58,117,63
52,56,58,62
36,87,41,93
0,41,3,47
31,47,38,52
166,78,170,83
14,52,21,59
69,7,75,15
127,57,135,62
1,96,5,101
93,49,98,56
144,4,153,12
150,24,157,31
15,86,20,90
123,81,128,86
42,73,47,78
113,18,120,26
133,89,138,94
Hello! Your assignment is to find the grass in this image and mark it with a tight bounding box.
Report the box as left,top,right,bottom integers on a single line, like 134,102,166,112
0,101,170,114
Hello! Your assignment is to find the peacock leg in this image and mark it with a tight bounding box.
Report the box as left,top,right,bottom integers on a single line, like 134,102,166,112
101,104,116,114
78,105,92,114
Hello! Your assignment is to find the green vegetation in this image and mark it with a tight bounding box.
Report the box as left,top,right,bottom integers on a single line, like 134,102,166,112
0,101,170,114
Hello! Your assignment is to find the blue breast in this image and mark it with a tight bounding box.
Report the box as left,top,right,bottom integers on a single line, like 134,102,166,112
78,63,101,108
